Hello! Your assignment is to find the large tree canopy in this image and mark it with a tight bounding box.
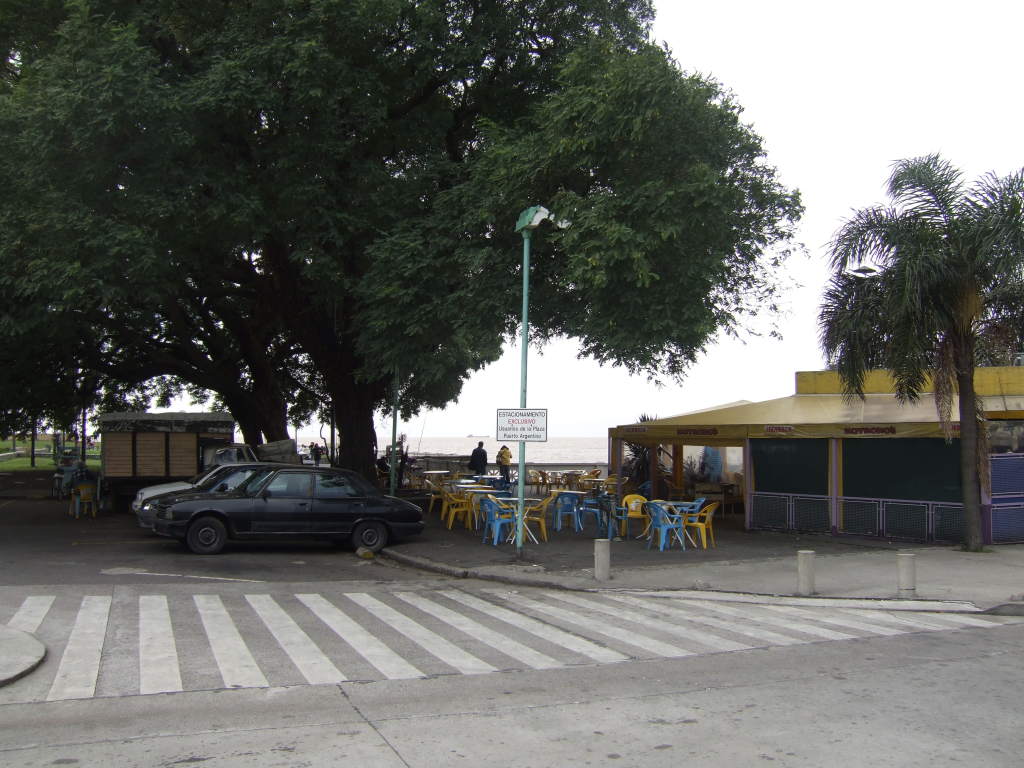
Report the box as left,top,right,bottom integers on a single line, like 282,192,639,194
1,0,801,478
820,154,1024,550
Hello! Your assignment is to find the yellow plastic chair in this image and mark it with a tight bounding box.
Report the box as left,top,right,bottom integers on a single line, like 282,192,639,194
425,479,445,516
443,490,474,530
524,492,558,542
70,483,97,519
684,501,719,549
619,494,649,538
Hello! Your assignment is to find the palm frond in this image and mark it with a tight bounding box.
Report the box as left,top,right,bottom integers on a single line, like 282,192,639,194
887,154,964,225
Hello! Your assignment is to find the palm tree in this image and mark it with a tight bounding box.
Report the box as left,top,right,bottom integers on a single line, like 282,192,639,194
820,154,1024,551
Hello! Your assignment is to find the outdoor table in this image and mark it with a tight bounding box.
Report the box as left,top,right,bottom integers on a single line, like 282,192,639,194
464,488,511,527
495,497,543,544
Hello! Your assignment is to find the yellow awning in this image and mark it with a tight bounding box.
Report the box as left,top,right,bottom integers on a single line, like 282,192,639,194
609,393,1024,444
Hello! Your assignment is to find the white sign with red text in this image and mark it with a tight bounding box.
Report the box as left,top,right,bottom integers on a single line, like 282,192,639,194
496,409,548,442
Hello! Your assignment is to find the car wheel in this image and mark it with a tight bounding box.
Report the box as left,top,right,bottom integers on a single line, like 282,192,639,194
351,521,388,553
186,516,227,555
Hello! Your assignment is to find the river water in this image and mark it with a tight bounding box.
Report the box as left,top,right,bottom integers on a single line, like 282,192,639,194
384,435,610,465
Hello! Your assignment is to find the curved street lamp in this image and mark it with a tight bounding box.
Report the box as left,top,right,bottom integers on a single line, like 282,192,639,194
512,205,551,557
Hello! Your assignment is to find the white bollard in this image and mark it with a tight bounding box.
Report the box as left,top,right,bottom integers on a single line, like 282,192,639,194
594,538,611,582
797,550,816,596
897,552,916,598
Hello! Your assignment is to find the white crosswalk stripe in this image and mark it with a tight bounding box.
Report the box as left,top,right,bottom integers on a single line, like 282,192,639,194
603,593,806,646
393,592,561,670
7,595,54,634
138,595,183,694
245,594,345,685
345,592,495,675
193,594,268,689
47,596,111,701
2,589,1018,704
550,592,752,653
440,589,628,663
295,593,423,679
488,590,693,658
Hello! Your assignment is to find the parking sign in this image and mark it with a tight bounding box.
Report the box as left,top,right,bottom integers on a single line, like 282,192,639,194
496,409,548,442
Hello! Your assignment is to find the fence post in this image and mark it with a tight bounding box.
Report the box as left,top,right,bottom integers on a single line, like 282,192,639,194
797,550,815,596
897,552,916,598
594,538,610,582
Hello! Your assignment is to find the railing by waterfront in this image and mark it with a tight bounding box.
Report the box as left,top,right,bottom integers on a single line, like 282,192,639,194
749,492,967,543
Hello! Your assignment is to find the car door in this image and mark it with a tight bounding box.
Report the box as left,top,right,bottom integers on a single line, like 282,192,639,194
251,470,313,533
310,472,364,533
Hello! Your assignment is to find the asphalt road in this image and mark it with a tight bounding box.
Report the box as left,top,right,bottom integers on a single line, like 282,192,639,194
4,494,1024,766
0,497,433,586
1,608,1021,767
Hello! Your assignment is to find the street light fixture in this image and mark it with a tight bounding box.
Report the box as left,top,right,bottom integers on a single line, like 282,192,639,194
512,205,550,557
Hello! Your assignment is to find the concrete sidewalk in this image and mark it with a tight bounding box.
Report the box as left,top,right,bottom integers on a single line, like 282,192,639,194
382,504,1024,612
0,626,46,686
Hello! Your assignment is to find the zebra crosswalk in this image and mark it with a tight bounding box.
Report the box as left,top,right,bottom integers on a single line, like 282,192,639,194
1,587,1017,703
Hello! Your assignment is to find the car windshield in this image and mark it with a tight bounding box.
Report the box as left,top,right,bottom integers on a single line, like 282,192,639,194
188,466,222,485
236,468,277,494
192,465,233,490
201,466,264,492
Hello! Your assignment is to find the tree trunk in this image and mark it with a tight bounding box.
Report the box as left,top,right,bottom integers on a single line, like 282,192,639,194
331,379,379,481
251,389,290,443
956,339,984,551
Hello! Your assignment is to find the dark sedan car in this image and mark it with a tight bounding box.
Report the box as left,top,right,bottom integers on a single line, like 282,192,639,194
152,466,423,554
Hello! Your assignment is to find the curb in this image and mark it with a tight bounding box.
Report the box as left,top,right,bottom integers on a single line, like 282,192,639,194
981,603,1024,616
379,548,989,613
0,626,47,687
381,549,582,591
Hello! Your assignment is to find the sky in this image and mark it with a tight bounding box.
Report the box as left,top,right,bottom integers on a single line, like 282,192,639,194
373,0,1024,441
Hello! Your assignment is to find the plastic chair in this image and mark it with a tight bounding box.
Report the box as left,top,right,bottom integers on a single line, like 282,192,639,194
523,493,555,543
580,496,604,530
69,483,97,519
424,479,445,516
619,494,649,538
443,490,473,530
645,500,686,551
553,492,582,532
684,501,719,549
480,496,514,545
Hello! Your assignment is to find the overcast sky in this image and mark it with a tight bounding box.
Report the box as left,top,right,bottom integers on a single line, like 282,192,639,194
378,0,1024,440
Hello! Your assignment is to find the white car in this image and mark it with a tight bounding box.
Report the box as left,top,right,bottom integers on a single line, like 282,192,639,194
133,464,266,528
132,469,217,518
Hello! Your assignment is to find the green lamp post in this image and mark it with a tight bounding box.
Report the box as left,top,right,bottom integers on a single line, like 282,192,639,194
512,205,550,557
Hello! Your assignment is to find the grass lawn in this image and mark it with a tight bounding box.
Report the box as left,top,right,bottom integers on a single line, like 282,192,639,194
0,456,101,472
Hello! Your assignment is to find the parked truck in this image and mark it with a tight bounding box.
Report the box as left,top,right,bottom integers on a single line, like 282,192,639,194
98,412,266,512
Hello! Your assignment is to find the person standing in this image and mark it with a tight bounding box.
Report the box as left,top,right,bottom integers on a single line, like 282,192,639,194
310,442,323,467
468,441,488,475
496,445,512,483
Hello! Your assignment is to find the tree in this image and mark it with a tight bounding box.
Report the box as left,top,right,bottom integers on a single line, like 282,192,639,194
1,2,801,479
819,155,1024,551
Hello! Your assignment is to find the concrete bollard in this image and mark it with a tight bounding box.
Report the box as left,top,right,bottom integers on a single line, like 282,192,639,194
797,550,815,596
594,538,611,582
897,552,916,598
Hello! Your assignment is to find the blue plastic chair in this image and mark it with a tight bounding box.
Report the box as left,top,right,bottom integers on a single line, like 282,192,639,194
553,493,582,532
645,501,687,551
580,496,603,531
480,496,514,546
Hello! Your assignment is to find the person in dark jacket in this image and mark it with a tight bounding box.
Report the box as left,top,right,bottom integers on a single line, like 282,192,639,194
468,441,488,475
